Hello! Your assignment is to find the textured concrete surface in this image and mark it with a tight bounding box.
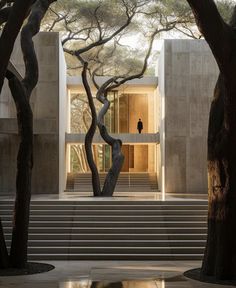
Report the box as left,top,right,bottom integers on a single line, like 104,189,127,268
158,39,219,194
0,32,67,195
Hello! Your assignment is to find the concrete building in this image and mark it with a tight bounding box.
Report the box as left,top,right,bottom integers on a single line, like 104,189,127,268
0,32,67,195
158,40,218,195
0,33,219,198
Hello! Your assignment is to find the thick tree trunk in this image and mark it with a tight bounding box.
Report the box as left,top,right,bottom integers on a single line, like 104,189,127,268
10,102,33,268
0,0,34,268
186,0,236,280
96,91,124,197
4,0,56,268
202,73,236,279
0,220,9,268
81,62,101,196
6,77,33,268
201,75,236,278
102,139,124,196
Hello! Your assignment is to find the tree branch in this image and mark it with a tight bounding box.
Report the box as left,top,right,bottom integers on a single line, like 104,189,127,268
108,29,159,90
72,7,136,56
21,0,57,97
186,0,233,72
0,7,11,25
81,61,101,196
0,0,35,95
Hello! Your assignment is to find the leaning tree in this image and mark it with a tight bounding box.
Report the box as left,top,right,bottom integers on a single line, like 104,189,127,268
62,0,153,197
0,0,56,269
75,29,161,197
186,0,236,281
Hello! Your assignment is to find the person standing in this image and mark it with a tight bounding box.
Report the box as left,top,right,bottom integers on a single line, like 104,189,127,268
137,118,143,134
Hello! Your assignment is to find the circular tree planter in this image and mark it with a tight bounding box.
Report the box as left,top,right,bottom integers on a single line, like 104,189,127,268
184,268,236,287
0,262,55,276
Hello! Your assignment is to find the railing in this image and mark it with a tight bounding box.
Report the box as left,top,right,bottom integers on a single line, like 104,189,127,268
66,132,160,144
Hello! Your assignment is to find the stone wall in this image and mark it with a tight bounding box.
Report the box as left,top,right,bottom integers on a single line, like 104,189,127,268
158,39,219,194
0,32,66,195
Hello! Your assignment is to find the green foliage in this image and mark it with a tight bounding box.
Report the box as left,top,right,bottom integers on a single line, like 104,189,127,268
216,0,236,23
42,0,236,77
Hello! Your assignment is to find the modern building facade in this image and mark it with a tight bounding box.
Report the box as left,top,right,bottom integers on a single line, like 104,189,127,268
158,40,218,195
0,33,219,198
67,76,159,173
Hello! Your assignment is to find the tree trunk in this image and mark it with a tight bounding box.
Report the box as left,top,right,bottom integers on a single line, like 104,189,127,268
5,0,56,268
201,74,236,278
7,77,33,268
0,1,34,268
0,220,9,268
81,62,101,196
186,0,236,280
102,139,124,196
202,73,236,279
96,91,124,197
10,108,33,267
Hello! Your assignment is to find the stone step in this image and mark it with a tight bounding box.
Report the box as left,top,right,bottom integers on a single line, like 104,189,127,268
4,233,206,241
0,203,208,210
24,246,205,254
5,239,206,247
0,199,207,204
27,254,203,260
3,226,207,234
1,199,208,260
0,215,208,221
66,173,158,191
2,220,207,228
0,207,207,217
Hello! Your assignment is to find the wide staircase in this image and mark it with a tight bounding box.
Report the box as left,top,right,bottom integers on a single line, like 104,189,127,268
66,173,158,193
0,200,208,260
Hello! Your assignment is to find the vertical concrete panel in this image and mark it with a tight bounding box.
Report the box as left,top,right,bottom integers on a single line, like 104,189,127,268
59,38,67,194
0,32,61,195
165,137,186,193
32,135,58,194
186,137,207,193
160,39,219,194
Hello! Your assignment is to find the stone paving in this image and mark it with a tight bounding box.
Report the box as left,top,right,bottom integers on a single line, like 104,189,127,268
0,261,233,288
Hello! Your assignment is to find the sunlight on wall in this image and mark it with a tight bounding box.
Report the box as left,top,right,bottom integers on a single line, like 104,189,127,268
161,90,166,201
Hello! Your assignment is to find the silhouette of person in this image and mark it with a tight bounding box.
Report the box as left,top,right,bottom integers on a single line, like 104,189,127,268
137,118,143,134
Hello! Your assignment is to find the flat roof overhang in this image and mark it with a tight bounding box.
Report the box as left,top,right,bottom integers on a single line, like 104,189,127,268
67,76,158,89
66,133,160,144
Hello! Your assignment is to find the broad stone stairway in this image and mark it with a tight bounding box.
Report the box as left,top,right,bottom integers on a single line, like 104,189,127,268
1,200,208,260
65,173,158,193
